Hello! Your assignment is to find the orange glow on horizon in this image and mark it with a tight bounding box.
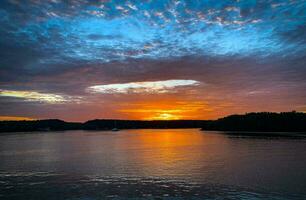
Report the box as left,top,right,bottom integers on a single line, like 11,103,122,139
0,116,35,121
118,100,214,120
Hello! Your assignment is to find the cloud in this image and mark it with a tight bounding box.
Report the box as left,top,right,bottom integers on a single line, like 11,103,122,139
1,0,305,67
0,89,78,104
0,0,305,121
87,80,200,94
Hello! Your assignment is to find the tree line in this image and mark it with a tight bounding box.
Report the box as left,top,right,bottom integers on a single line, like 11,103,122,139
0,111,305,133
201,111,306,132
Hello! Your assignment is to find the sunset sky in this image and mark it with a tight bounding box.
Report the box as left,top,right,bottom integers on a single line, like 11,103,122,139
0,0,305,121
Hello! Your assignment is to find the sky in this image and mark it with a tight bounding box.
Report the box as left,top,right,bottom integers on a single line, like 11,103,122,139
0,0,305,121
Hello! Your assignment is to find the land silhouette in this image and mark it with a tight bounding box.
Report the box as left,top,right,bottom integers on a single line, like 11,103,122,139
0,112,305,136
201,111,306,132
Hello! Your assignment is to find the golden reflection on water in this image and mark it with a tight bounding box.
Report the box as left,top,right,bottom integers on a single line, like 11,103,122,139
112,129,228,178
0,129,230,181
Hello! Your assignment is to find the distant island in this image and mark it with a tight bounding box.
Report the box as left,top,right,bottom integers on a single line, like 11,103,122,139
0,112,305,135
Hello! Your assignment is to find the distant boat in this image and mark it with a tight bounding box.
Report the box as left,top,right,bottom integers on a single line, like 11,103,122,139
112,120,120,131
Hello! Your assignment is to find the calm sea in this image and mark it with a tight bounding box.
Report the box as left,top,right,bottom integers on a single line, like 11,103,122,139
0,129,305,199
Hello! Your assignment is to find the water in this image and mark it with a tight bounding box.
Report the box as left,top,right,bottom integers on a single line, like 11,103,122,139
0,129,305,199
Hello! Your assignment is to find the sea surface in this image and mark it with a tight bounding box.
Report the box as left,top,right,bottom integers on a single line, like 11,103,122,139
0,129,305,199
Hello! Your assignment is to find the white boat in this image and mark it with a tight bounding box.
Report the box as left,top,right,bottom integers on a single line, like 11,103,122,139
112,121,120,131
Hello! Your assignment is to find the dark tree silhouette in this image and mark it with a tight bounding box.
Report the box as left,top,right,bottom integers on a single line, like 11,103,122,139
0,112,305,134
0,119,82,132
201,111,306,132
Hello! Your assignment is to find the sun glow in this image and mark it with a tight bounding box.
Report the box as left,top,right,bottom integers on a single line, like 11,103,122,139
119,100,211,120
149,113,181,120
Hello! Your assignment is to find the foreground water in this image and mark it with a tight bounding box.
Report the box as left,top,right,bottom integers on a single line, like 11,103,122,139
0,129,305,199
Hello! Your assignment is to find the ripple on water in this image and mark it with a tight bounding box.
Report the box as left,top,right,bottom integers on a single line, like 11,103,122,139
0,172,303,200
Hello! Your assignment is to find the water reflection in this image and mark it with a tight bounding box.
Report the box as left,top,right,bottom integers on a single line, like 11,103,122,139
0,129,306,199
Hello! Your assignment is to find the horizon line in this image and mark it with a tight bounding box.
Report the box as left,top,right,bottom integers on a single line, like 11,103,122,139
0,111,303,123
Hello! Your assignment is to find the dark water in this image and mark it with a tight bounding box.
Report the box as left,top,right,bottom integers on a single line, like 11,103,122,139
0,129,306,199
